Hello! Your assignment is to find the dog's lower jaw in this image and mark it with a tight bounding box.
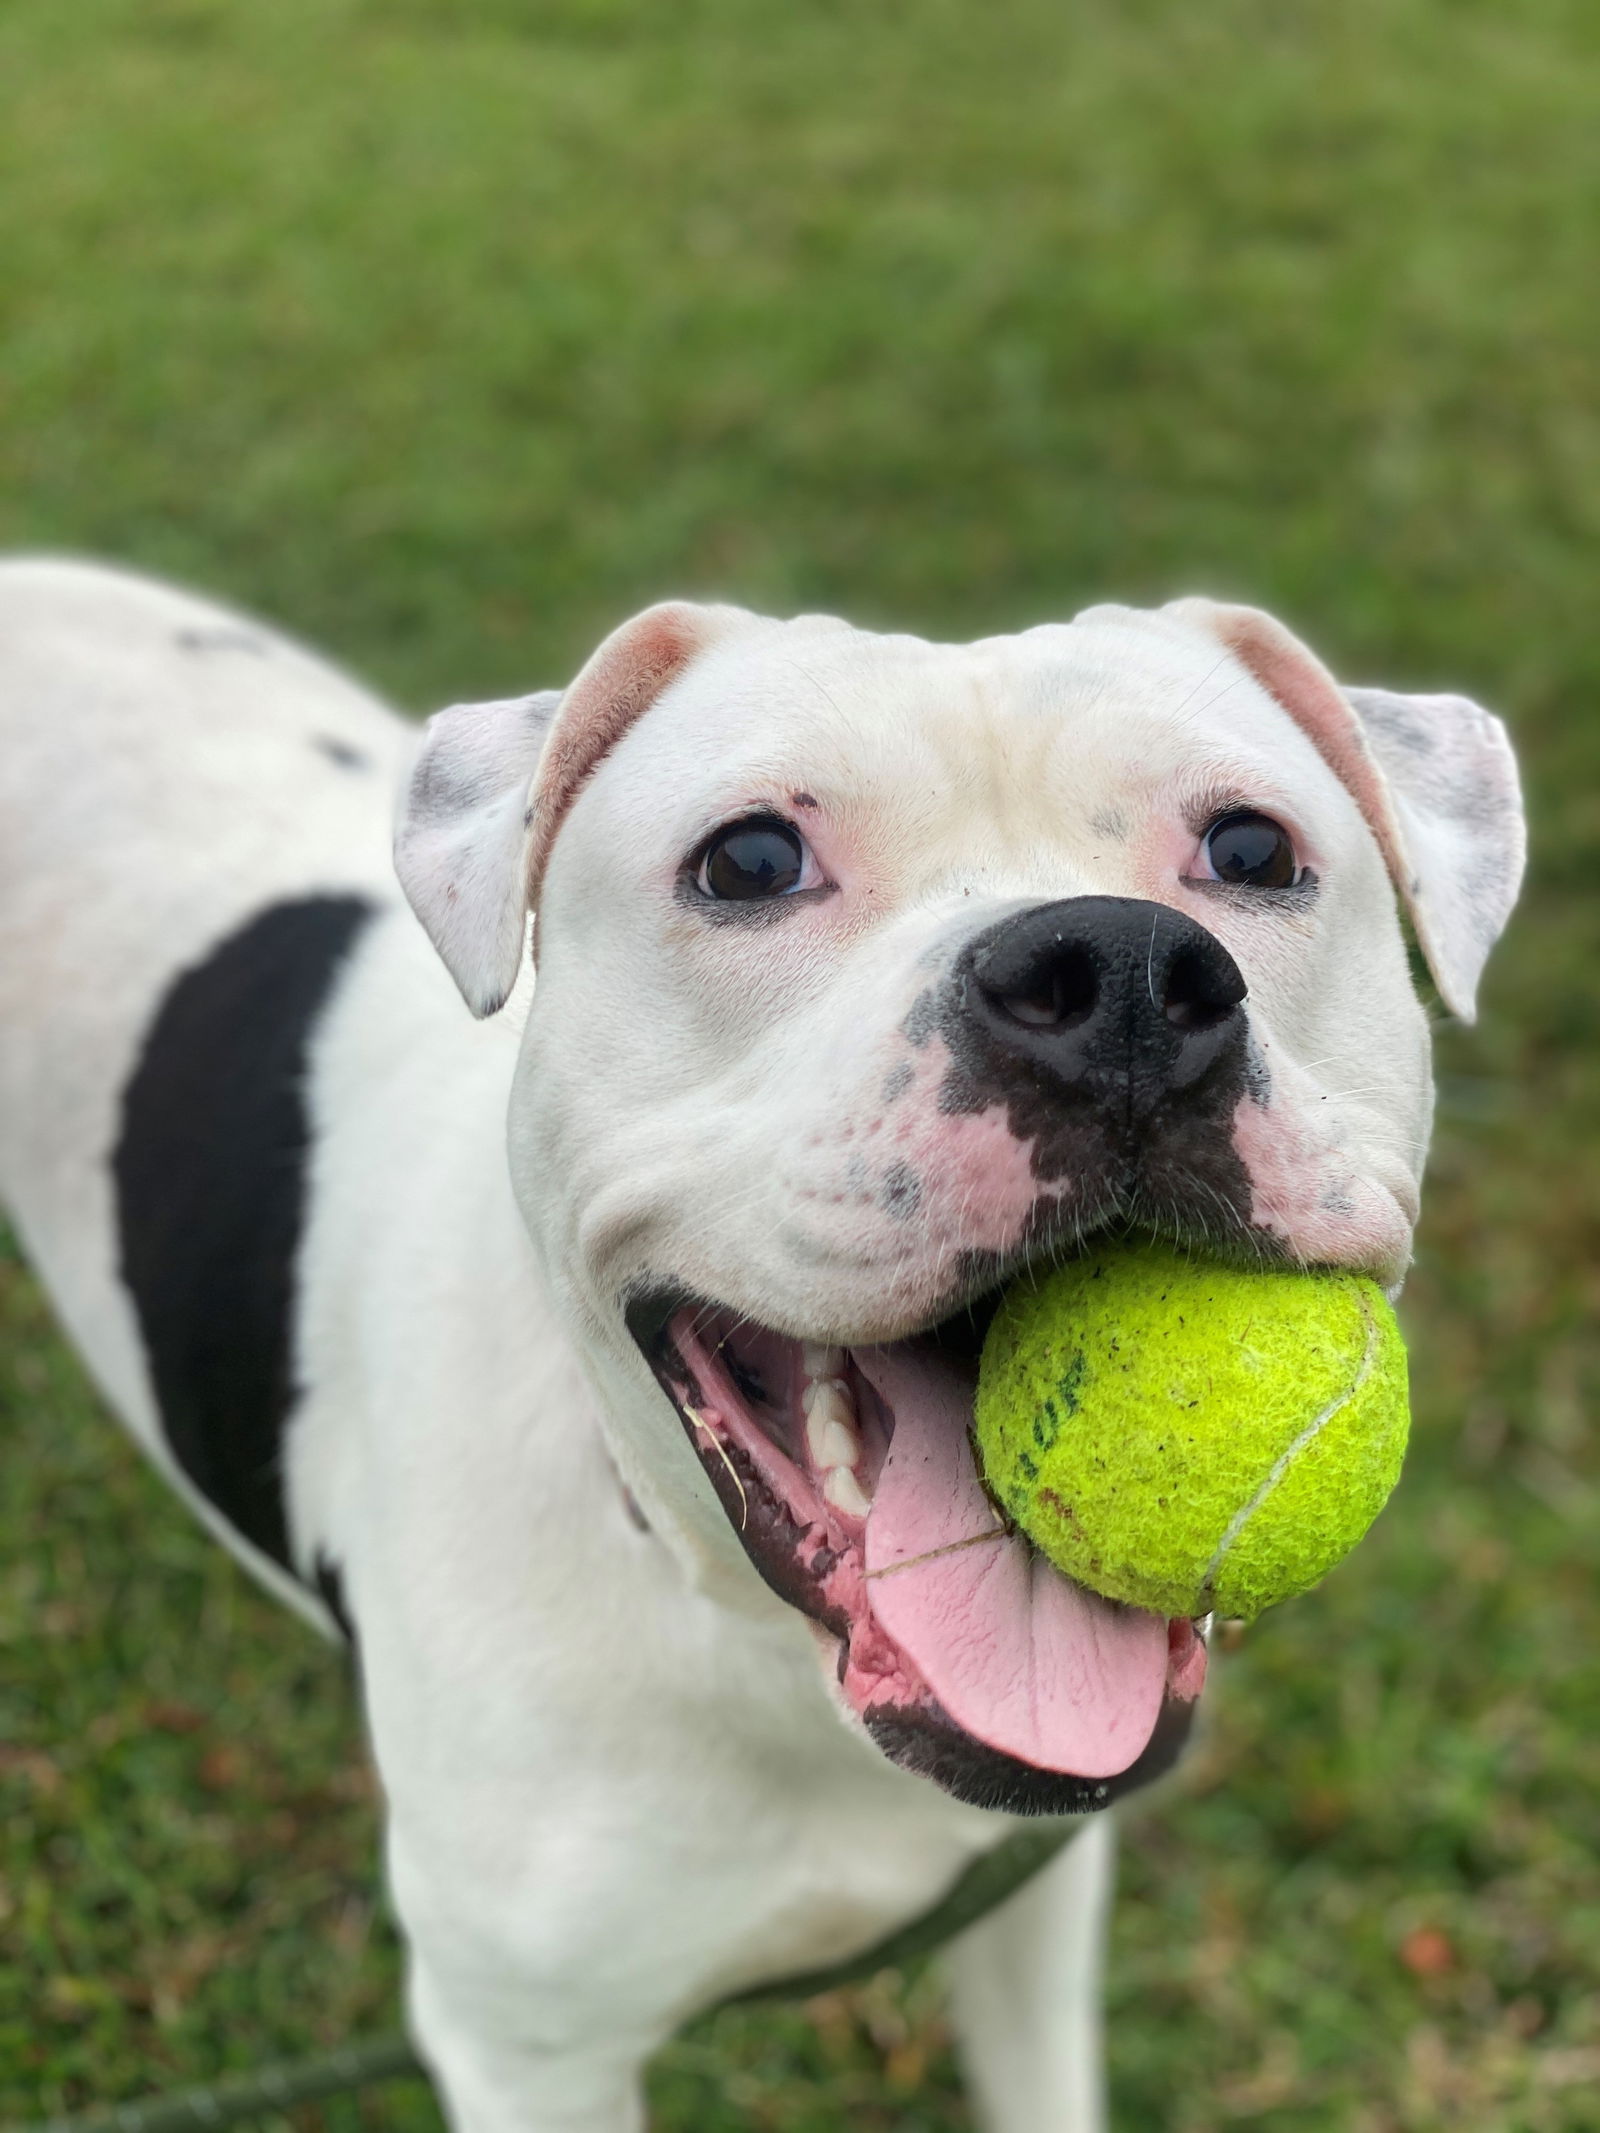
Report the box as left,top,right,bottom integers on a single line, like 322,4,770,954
645,1300,1207,1808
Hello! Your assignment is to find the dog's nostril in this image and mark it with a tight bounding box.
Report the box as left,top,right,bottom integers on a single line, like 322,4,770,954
991,944,1099,1031
1163,946,1246,1032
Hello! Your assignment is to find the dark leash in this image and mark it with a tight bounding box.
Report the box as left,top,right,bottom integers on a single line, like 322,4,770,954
18,2038,423,2133
15,1822,1077,2133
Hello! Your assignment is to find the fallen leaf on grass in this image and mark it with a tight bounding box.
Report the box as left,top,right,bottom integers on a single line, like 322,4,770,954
0,1743,62,1795
144,1700,207,1734
1399,1927,1456,1977
197,1743,245,1790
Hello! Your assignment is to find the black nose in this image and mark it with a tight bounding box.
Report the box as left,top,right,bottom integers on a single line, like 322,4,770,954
963,897,1248,1126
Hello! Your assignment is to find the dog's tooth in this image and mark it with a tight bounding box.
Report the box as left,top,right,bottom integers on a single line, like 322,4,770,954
823,1466,871,1519
801,1342,845,1384
804,1380,861,1472
816,1416,861,1470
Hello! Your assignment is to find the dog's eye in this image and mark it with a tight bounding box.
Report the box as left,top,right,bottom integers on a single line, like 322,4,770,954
1199,811,1300,890
695,817,810,901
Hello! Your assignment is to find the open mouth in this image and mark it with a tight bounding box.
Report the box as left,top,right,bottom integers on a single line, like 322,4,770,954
635,1277,1209,1815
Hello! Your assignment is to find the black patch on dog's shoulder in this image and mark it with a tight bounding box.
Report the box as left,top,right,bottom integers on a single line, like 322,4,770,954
113,897,373,1573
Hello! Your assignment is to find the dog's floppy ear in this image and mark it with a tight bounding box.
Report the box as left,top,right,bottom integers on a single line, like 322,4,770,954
1164,598,1526,1021
394,690,561,1018
395,601,746,1016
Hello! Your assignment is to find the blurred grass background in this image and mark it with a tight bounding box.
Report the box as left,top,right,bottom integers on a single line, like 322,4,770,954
2,0,1598,2125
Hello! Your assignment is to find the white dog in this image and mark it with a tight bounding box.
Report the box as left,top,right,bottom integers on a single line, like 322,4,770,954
0,560,1522,2130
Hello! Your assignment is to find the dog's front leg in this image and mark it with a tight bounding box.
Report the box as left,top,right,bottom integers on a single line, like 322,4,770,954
404,1943,653,2133
386,1814,664,2133
942,1815,1115,2133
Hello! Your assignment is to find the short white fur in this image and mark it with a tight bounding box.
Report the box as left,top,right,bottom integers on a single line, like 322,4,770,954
0,559,1523,2132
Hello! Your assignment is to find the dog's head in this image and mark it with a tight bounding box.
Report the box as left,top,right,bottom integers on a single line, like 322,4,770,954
395,597,1523,1813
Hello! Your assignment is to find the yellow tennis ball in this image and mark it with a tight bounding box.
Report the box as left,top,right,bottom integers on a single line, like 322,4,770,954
974,1244,1410,1622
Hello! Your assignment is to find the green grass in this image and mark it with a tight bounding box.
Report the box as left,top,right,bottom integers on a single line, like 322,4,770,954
2,0,1599,2124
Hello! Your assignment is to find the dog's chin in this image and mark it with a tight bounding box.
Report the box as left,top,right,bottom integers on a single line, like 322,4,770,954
627,1260,1209,1818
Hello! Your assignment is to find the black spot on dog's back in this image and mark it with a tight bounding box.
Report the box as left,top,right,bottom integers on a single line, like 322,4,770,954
313,735,373,773
114,897,373,1572
175,627,270,657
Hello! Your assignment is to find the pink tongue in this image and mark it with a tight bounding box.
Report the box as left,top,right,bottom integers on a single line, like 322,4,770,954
857,1344,1169,1779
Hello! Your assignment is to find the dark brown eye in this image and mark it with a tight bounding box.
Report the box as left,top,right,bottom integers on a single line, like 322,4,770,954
697,817,806,901
1202,811,1299,890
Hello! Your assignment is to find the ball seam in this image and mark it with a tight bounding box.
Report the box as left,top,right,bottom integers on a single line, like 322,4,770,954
1196,1286,1382,1607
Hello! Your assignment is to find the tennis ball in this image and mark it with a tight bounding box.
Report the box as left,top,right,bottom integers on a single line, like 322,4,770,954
974,1244,1409,1622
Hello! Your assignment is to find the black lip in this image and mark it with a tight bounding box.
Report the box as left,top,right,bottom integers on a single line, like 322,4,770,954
866,1691,1198,1817
624,1283,689,1359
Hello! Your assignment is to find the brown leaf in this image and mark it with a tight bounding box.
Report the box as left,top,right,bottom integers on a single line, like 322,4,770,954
0,1744,62,1795
1399,1926,1455,1977
197,1742,245,1790
144,1699,207,1734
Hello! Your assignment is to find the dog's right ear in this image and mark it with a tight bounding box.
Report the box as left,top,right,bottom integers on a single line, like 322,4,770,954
395,602,746,1016
1163,598,1525,1022
393,689,562,1018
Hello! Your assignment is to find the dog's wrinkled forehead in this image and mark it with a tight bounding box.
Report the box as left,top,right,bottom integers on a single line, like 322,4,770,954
548,607,1354,913
396,593,1522,1027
